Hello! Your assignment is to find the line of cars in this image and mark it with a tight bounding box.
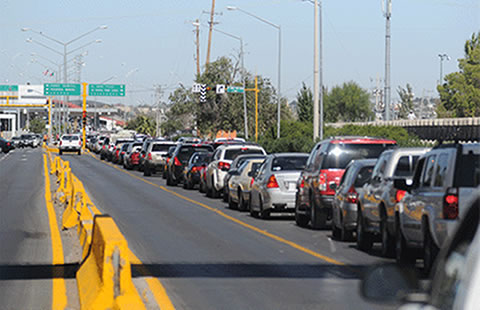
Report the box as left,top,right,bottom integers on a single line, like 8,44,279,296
88,132,480,279
0,133,42,153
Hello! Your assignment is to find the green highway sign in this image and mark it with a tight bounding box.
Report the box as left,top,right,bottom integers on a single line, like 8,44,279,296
44,83,81,96
0,85,18,92
227,86,244,93
89,84,125,97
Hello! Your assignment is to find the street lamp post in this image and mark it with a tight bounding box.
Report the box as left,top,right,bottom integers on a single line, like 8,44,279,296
438,53,450,84
22,25,107,134
227,6,282,139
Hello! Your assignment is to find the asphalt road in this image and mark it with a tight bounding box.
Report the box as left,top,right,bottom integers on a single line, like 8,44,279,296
0,148,52,310
63,151,396,310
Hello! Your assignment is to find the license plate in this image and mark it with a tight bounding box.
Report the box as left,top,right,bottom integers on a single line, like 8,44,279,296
288,182,296,191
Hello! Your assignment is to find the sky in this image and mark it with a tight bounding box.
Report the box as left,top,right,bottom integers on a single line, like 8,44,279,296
0,0,479,106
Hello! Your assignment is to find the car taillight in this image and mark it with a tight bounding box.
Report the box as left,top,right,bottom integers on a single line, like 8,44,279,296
7,142,10,146
103,145,106,149
59,141,62,146
79,140,82,146
346,186,358,204
300,179,305,188
266,175,279,188
121,151,125,155
147,153,152,160
318,173,327,191
174,157,181,166
395,189,406,203
443,188,459,220
191,166,199,173
250,177,255,187
218,161,231,171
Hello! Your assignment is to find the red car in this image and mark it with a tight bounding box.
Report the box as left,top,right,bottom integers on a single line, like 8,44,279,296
295,136,397,229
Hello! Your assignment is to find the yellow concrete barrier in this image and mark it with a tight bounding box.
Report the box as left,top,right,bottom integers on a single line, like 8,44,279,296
76,215,145,310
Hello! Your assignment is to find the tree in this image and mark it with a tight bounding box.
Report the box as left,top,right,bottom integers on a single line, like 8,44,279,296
296,82,313,122
324,81,373,122
437,32,480,117
397,84,414,119
29,118,45,134
126,115,156,136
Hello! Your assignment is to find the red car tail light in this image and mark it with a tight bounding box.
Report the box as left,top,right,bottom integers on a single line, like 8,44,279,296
218,161,231,171
266,175,279,188
346,186,358,204
174,157,181,166
443,188,459,220
59,141,62,146
395,189,406,203
300,179,305,188
250,177,255,187
191,166,199,173
318,173,327,191
148,152,152,160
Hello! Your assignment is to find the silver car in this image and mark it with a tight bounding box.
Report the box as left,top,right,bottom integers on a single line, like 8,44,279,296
331,159,376,241
227,158,265,211
250,153,309,219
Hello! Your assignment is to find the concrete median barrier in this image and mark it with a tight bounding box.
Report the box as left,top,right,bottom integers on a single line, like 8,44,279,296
77,215,145,310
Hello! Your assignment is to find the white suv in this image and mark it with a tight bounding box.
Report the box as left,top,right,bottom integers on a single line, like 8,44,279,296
205,144,266,198
59,134,82,155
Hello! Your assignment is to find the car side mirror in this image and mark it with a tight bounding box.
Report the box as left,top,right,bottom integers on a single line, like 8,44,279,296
394,178,411,192
361,264,421,303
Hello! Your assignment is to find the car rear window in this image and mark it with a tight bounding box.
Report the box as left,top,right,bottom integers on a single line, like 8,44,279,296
455,153,480,187
152,144,175,152
178,146,213,162
272,156,308,171
62,135,79,141
394,155,419,177
224,148,264,160
354,166,374,187
324,143,395,169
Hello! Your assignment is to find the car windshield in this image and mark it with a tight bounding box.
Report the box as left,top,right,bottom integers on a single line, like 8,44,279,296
178,146,213,162
62,135,79,141
224,148,264,160
152,144,175,152
272,156,308,171
324,144,395,169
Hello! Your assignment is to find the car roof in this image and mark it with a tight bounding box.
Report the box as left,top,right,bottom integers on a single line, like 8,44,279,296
324,136,397,144
270,152,309,157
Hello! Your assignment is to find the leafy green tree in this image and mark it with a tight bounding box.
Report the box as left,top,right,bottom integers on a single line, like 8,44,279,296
324,81,373,122
296,83,313,122
397,83,414,119
437,32,480,117
29,117,45,134
126,115,156,136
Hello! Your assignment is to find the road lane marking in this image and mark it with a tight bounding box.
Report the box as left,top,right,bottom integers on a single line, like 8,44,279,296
43,154,68,310
55,152,175,309
87,152,346,267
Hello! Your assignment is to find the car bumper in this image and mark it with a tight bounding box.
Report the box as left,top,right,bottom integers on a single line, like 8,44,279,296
265,189,296,212
60,147,80,151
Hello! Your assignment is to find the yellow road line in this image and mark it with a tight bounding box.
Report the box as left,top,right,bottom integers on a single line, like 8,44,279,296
88,153,346,266
43,154,68,310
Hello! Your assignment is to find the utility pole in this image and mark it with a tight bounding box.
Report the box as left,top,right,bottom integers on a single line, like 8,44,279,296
313,0,319,141
194,19,201,77
383,0,392,121
206,0,216,68
438,53,450,84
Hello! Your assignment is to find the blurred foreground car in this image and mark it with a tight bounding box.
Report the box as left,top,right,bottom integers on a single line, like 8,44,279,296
361,188,480,310
250,153,309,219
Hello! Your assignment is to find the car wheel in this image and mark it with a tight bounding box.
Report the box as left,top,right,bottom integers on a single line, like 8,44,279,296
199,181,205,193
78,150,81,155
395,218,416,265
380,216,395,258
59,150,63,155
310,203,327,230
210,177,219,198
295,203,309,228
100,154,105,160
331,219,341,240
238,190,246,211
259,198,270,219
356,210,373,251
423,227,439,274
339,214,354,242
144,165,151,177
228,192,237,209
249,194,259,218
223,187,229,202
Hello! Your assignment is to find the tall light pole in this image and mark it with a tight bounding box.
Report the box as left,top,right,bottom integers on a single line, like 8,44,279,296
22,25,107,133
313,0,319,141
438,53,450,84
227,6,282,139
382,0,392,121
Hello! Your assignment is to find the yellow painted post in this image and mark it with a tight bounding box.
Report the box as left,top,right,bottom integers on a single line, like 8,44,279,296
82,82,88,150
48,97,52,144
245,75,260,142
6,96,9,105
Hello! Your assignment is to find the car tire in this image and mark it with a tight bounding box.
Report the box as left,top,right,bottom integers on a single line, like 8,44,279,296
59,150,63,155
295,204,309,228
238,190,246,211
78,150,81,155
259,198,270,220
380,216,395,258
395,218,416,265
199,181,205,193
228,193,237,209
100,154,105,160
210,177,219,198
310,203,327,230
340,214,354,242
356,210,373,251
423,227,439,274
331,220,341,240
249,194,259,218
223,187,229,202
144,165,151,177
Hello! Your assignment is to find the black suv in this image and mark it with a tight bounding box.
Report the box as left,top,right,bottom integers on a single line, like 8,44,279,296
166,143,214,186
